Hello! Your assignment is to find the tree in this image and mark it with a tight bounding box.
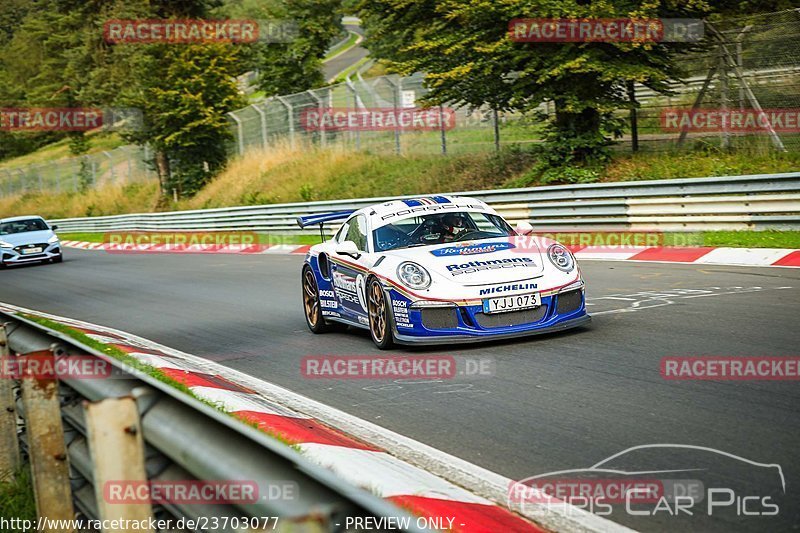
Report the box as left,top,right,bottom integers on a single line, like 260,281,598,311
119,43,245,196
355,0,712,166
249,0,343,96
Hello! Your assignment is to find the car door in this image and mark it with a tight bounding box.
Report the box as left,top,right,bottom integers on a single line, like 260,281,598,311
330,214,370,326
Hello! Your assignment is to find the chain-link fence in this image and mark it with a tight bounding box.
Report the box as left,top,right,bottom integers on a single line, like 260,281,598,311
228,72,541,157
2,10,797,200
622,9,800,152
230,9,800,157
0,145,152,199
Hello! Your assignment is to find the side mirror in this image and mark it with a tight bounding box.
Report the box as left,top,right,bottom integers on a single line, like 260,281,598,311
335,240,361,259
51,225,58,231
515,221,534,236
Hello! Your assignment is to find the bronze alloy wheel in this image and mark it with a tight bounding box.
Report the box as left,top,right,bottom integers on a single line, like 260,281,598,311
367,278,394,349
302,266,330,333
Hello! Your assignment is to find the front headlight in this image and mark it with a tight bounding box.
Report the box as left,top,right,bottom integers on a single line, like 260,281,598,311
48,235,59,244
548,244,575,272
0,240,12,249
397,261,431,290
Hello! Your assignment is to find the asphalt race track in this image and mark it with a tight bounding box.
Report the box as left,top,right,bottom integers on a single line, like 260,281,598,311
2,249,799,532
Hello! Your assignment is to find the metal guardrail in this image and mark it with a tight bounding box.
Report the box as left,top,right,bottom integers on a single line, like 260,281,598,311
48,173,800,234
0,312,426,533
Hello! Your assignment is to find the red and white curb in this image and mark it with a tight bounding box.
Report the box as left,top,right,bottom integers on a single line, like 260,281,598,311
569,245,800,267
0,301,632,533
62,239,800,268
60,240,312,255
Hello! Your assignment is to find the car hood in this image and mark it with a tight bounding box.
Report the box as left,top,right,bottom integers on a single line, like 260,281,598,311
386,238,546,285
0,230,54,246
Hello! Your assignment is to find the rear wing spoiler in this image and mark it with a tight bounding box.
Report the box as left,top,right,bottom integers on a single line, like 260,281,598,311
297,210,355,242
296,210,355,229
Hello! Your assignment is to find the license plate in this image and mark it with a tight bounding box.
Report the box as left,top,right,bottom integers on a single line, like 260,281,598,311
483,292,540,314
22,247,43,255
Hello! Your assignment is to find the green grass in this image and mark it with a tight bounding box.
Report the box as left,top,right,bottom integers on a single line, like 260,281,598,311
20,313,196,395
697,230,800,249
58,230,800,249
0,464,36,522
543,230,800,249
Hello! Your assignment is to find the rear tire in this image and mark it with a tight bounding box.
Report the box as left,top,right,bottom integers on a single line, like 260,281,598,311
302,265,331,333
367,277,394,350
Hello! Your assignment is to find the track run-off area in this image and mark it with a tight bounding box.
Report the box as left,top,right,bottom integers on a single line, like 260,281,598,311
2,248,799,532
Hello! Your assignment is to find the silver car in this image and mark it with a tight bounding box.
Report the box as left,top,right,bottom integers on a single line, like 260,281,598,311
0,216,63,267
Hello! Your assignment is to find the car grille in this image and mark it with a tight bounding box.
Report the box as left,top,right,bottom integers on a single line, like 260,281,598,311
556,289,583,314
420,307,459,330
13,243,48,254
475,305,547,328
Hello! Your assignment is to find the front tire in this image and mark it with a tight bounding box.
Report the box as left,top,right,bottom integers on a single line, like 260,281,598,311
302,266,331,333
367,277,394,350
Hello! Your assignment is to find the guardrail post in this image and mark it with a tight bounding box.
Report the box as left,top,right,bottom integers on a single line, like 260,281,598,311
20,347,75,531
345,81,361,150
1,169,11,197
492,107,500,152
251,102,270,150
0,324,21,480
103,151,115,182
381,77,402,155
228,111,245,156
439,104,447,155
276,96,296,149
85,397,153,532
718,46,730,150
307,90,326,147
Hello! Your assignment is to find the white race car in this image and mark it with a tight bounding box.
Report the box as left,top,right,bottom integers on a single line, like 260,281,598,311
297,196,590,349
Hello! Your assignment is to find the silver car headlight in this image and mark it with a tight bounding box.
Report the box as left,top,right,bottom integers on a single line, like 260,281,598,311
397,261,431,290
0,240,13,249
548,244,575,272
48,235,59,244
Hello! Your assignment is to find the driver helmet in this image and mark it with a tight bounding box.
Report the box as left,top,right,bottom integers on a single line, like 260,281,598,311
442,213,467,236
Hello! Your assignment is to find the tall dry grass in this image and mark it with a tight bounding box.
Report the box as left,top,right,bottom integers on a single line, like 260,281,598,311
0,181,159,219
3,141,798,220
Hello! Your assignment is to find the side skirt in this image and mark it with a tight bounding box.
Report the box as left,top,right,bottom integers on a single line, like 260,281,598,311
326,316,370,331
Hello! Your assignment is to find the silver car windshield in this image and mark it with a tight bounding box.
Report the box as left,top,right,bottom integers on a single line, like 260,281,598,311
0,219,48,235
373,211,514,252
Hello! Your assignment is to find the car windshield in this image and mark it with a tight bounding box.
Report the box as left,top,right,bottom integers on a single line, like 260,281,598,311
0,219,49,235
373,211,514,252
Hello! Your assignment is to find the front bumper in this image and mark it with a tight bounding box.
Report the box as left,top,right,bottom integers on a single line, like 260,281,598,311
1,243,61,265
389,286,590,345
393,314,591,345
